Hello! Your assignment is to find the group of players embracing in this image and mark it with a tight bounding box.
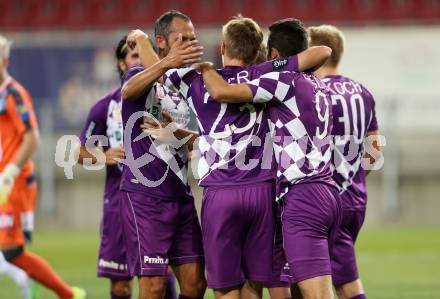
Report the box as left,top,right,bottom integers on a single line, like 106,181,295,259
79,9,382,299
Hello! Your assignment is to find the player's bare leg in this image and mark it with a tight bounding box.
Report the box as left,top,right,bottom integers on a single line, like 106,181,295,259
291,283,304,299
334,279,365,299
111,279,132,298
172,262,206,298
294,275,334,299
138,276,167,299
241,281,262,299
268,286,291,299
213,286,241,299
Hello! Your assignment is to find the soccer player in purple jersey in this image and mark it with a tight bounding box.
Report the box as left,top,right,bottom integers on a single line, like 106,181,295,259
309,25,383,299
78,36,177,299
196,18,343,299
161,16,332,299
122,14,328,299
118,11,206,299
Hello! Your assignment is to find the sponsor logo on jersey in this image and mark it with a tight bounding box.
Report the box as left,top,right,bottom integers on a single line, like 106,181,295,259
144,255,169,265
98,258,127,271
272,58,289,71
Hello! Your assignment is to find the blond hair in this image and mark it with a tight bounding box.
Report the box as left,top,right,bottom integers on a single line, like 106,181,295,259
0,34,12,59
222,15,263,65
308,25,345,67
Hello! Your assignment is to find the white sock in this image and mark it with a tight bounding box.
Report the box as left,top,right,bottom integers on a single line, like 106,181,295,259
0,251,31,299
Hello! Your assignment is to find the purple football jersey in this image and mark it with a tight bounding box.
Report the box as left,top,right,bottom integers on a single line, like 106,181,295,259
163,56,299,187
120,66,192,201
323,75,378,209
79,88,123,205
245,71,336,199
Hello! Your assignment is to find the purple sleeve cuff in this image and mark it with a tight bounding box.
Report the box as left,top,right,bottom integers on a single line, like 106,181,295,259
368,117,379,132
289,54,299,72
255,54,299,74
121,65,144,85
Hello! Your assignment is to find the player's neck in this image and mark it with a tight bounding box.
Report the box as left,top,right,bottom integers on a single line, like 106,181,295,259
315,66,339,79
223,56,246,67
0,70,8,85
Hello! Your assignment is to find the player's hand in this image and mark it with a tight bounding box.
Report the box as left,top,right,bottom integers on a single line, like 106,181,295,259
164,34,204,69
141,111,173,130
192,61,214,72
127,29,149,50
141,111,179,143
104,146,125,165
0,164,20,206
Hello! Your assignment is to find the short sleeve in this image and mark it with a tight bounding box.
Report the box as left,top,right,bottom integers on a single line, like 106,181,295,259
121,66,144,85
79,100,108,146
6,85,38,135
163,67,198,98
253,55,299,74
246,72,291,104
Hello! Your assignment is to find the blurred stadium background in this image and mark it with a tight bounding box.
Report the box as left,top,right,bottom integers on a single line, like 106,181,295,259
1,0,440,298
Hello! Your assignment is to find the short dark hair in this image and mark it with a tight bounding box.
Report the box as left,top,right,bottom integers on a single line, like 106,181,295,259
267,18,308,58
154,10,191,39
115,35,128,61
115,35,128,77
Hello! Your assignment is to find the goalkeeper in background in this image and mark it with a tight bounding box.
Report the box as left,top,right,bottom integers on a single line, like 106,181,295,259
0,34,86,299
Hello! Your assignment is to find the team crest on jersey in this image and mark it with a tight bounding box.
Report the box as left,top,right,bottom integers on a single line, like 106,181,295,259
272,58,289,70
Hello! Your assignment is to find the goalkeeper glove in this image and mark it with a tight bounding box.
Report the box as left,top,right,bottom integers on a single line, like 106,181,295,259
0,164,20,205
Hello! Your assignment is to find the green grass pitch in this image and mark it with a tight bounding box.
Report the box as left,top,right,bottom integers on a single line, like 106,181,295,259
1,228,439,299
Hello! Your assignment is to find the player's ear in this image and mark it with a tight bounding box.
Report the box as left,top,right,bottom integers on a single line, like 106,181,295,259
2,57,9,68
220,42,225,56
156,35,166,51
118,59,126,74
270,47,280,60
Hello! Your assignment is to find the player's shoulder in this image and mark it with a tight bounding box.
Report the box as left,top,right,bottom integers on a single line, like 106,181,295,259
325,74,373,97
343,75,374,100
6,78,32,103
90,88,121,115
121,64,144,83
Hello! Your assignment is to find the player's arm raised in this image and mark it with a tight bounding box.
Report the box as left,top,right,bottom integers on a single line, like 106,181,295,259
297,46,332,71
197,63,253,103
121,32,203,101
